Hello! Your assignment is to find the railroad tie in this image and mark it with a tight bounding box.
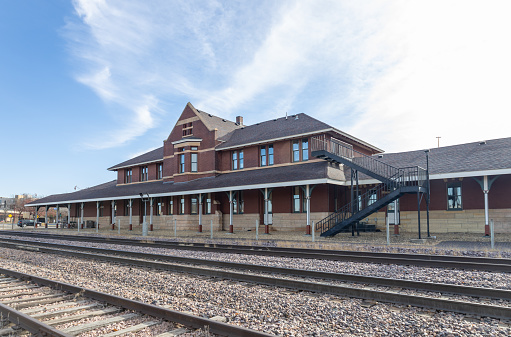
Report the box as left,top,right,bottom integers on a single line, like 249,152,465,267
21,300,89,315
155,327,190,337
101,320,160,337
61,313,138,336
31,303,101,319
0,327,15,336
45,307,121,326
2,292,67,305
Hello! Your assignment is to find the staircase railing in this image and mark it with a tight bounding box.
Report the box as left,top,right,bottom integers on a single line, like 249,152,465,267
312,135,401,183
315,183,390,233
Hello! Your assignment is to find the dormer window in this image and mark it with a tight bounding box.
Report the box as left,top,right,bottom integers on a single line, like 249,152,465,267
182,122,193,136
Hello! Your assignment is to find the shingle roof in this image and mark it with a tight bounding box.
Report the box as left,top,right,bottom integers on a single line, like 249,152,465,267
216,113,332,149
27,161,339,205
195,109,242,139
108,147,163,171
357,137,511,179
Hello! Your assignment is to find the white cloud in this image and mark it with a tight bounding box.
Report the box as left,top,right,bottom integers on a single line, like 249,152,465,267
64,0,511,153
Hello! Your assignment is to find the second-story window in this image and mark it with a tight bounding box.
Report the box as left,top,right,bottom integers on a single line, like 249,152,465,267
157,163,163,180
191,151,198,172
268,145,274,165
179,154,185,173
292,138,309,162
125,168,132,184
260,145,273,167
232,150,244,170
302,139,309,161
140,166,148,181
260,146,267,166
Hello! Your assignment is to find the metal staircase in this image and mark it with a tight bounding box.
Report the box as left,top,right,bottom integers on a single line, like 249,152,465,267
311,136,429,237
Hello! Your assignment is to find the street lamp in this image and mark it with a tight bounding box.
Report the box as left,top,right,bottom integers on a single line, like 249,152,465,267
140,193,149,236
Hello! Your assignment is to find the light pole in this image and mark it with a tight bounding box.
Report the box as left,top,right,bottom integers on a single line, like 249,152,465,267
140,193,149,236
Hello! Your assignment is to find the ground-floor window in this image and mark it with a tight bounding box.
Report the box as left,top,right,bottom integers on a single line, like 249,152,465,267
179,196,185,214
191,195,198,214
206,193,212,214
156,198,163,216
233,191,244,214
292,187,302,213
168,197,174,215
447,182,462,210
124,201,130,216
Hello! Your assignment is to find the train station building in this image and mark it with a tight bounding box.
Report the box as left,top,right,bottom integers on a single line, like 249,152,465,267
26,103,511,236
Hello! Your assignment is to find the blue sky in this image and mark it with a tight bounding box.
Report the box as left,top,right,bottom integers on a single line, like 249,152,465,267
2,0,511,197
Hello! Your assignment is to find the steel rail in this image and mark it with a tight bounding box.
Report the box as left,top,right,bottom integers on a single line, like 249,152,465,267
0,301,72,337
2,240,511,320
0,267,273,337
2,238,511,302
1,231,510,272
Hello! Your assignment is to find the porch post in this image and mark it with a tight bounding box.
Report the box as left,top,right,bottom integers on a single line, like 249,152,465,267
306,184,311,235
96,201,100,232
484,175,489,236
129,199,133,231
229,191,234,233
68,203,71,228
45,206,48,228
149,197,154,231
111,200,115,230
198,193,203,232
80,202,84,230
264,188,269,234
56,205,59,226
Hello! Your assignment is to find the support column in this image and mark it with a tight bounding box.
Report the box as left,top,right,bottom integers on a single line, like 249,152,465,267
417,190,421,239
305,184,311,235
484,175,490,236
229,191,234,233
129,199,133,231
96,201,100,232
45,206,48,228
198,193,203,233
111,200,115,230
149,198,154,231
56,205,59,227
80,202,84,229
68,203,71,228
264,188,269,234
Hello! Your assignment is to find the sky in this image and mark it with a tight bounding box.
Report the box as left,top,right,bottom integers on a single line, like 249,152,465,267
1,0,511,197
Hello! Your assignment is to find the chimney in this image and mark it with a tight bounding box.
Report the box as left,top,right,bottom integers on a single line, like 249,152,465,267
236,116,243,125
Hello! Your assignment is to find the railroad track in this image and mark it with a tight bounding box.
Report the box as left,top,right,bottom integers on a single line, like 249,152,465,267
1,231,510,272
0,267,272,337
1,238,511,322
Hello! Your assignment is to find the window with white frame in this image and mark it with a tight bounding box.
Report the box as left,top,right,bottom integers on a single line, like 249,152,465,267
191,152,198,172
140,166,148,181
125,169,132,183
157,163,163,179
447,182,462,210
206,193,212,214
179,196,185,214
292,138,309,162
190,195,198,214
179,154,185,173
168,197,174,215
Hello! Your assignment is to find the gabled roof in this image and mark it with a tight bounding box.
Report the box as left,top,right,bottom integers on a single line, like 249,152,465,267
195,108,242,139
108,147,163,171
216,113,381,152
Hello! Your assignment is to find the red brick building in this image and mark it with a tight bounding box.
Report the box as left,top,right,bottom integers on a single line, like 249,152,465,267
27,103,511,235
